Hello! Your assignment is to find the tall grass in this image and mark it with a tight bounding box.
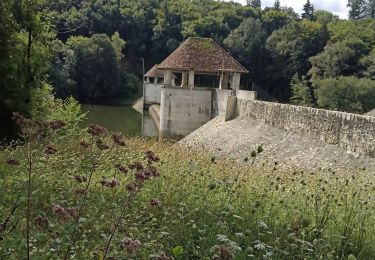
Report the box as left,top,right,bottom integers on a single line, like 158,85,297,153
0,118,374,259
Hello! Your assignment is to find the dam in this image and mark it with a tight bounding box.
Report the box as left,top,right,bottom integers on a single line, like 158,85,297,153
139,37,375,172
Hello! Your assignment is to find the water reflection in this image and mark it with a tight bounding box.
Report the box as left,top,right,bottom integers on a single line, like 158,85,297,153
81,105,157,137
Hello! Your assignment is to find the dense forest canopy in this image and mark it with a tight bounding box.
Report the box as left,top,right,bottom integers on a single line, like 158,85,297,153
1,0,375,138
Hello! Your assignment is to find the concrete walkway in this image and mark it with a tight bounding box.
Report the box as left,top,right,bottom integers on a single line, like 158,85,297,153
179,115,375,173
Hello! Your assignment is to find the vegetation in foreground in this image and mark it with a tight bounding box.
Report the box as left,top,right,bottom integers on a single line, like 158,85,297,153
0,115,374,260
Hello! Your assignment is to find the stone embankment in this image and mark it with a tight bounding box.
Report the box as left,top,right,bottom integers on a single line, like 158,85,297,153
179,115,375,173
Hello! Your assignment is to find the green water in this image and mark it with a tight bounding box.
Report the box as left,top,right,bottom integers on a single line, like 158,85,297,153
81,105,156,136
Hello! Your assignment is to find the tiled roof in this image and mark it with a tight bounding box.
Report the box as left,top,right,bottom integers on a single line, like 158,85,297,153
157,37,248,74
144,65,164,78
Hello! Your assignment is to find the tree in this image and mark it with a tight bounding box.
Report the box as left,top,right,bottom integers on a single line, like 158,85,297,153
265,20,327,100
290,74,314,106
224,18,268,87
347,0,367,19
315,76,375,113
365,0,375,18
0,0,53,138
302,0,315,20
247,0,261,8
309,42,357,80
273,0,281,10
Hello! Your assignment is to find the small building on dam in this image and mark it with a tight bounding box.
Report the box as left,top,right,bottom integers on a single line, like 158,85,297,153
143,37,256,138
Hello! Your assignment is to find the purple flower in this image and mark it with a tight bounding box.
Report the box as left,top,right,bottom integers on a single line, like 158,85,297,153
100,179,120,188
74,175,87,183
48,120,66,130
125,183,138,192
79,140,90,149
96,139,109,150
149,198,161,207
115,163,128,174
128,162,144,171
45,145,57,155
145,150,159,163
52,204,66,218
35,215,49,228
87,124,107,136
122,237,141,254
112,132,126,146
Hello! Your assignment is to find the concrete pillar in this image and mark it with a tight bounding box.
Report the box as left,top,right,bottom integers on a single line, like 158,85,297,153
188,70,195,87
153,77,157,84
164,70,172,86
230,72,241,90
181,71,188,88
172,78,176,86
220,73,229,89
146,77,150,83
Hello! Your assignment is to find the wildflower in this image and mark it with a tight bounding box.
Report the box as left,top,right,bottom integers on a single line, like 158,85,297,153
100,179,120,188
74,175,87,183
35,215,49,228
45,145,57,155
128,162,144,171
147,166,160,177
96,139,109,150
52,204,66,218
112,132,126,146
121,237,141,254
75,188,88,195
12,112,28,125
156,252,174,260
6,159,20,166
87,124,107,136
79,140,90,149
125,183,138,192
145,150,159,163
115,163,128,174
149,198,161,207
48,120,66,130
66,207,78,218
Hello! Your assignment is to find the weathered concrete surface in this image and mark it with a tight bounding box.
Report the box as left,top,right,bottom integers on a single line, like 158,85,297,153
144,83,163,105
236,90,257,101
366,109,375,117
179,115,375,173
212,89,235,117
132,98,144,113
236,99,375,158
148,105,160,134
160,87,212,138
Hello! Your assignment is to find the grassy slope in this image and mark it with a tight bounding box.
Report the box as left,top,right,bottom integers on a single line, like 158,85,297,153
0,134,374,259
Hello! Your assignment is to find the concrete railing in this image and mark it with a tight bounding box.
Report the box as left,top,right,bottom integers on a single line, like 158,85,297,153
235,99,375,157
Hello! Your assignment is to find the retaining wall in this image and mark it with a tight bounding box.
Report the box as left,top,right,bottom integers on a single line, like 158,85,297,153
160,87,212,138
236,99,375,157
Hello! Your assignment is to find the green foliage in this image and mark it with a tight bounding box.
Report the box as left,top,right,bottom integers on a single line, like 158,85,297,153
290,75,314,106
309,42,357,80
0,130,374,259
315,76,375,113
224,18,268,86
302,0,315,20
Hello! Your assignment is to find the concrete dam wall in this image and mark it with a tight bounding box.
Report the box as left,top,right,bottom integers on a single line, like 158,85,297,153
235,99,375,157
158,87,256,138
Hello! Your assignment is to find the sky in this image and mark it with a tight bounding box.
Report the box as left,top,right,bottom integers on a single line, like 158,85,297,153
228,0,349,19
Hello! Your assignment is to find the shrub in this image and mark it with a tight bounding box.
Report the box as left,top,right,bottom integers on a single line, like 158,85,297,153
315,76,375,113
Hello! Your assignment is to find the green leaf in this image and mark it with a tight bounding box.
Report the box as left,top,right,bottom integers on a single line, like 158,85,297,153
172,246,184,257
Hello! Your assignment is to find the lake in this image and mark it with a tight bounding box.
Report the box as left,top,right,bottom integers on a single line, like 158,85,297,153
81,105,157,137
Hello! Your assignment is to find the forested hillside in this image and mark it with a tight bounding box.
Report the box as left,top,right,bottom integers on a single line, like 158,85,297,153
1,0,375,138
